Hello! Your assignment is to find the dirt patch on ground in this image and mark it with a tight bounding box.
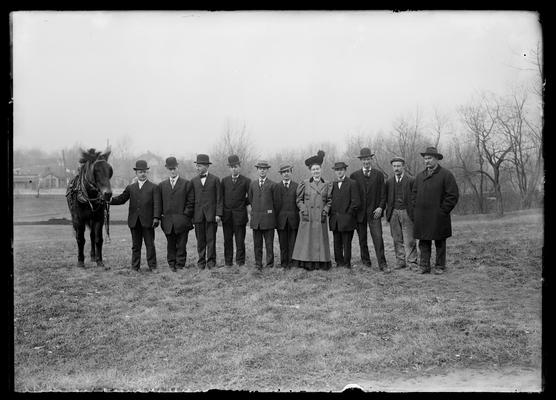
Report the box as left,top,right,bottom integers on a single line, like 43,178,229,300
358,367,542,392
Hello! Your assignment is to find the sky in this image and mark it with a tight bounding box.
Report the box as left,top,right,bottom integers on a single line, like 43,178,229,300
12,11,541,159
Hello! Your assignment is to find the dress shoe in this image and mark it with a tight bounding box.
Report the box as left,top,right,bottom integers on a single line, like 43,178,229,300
150,268,159,274
394,264,406,270
433,267,445,275
420,268,431,274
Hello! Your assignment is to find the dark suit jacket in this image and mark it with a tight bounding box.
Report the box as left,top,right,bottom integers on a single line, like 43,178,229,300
329,178,360,232
274,180,300,230
385,174,415,222
190,173,223,224
221,175,251,226
248,178,276,230
349,168,387,223
158,177,194,234
111,180,161,228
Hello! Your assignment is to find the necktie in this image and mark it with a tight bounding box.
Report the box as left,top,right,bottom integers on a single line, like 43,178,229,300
171,179,175,188
284,182,289,189
364,170,370,177
200,174,207,178
259,179,264,188
232,177,237,184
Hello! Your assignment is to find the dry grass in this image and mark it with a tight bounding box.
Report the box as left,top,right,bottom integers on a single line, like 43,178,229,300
12,210,542,391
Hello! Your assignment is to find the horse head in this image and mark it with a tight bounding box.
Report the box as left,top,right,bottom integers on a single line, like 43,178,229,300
81,147,113,202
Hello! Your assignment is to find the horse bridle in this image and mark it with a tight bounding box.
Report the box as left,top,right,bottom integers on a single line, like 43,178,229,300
80,159,111,240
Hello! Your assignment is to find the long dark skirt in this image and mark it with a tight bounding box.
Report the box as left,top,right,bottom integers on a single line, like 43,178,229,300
295,260,332,270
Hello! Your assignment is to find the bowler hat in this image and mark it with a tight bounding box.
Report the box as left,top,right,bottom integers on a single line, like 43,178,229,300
194,154,212,165
305,150,325,167
420,146,443,160
133,160,149,170
165,156,178,168
227,155,241,166
254,160,271,169
390,156,406,164
332,161,348,170
278,162,293,173
356,147,374,159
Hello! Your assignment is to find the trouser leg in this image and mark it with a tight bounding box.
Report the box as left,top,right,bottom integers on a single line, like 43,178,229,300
253,229,263,267
223,222,234,265
206,221,217,267
356,220,371,265
435,239,447,268
264,229,275,268
333,230,344,265
419,240,432,271
235,225,246,265
287,227,297,267
175,230,188,268
389,210,406,268
368,217,387,268
400,210,418,268
166,229,177,268
343,230,354,266
195,218,207,267
130,223,143,270
277,228,289,266
142,226,157,269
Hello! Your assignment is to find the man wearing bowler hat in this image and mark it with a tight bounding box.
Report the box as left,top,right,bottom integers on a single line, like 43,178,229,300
350,148,389,272
411,147,459,274
248,160,277,270
385,156,418,271
221,155,251,267
274,162,299,268
191,154,223,269
158,157,195,272
110,160,161,272
329,161,360,268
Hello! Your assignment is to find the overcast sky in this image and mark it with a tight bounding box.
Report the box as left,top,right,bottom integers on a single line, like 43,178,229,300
12,11,541,159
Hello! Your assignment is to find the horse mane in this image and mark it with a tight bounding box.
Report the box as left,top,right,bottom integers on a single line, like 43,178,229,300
79,148,111,164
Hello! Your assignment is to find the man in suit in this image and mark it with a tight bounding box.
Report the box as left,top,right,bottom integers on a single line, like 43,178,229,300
329,161,360,268
158,156,195,272
190,154,223,269
221,155,251,267
385,156,418,271
110,160,161,272
411,147,459,275
350,147,389,272
274,162,299,268
248,160,277,270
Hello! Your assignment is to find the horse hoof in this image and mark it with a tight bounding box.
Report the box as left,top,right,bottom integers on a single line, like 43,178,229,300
77,261,85,268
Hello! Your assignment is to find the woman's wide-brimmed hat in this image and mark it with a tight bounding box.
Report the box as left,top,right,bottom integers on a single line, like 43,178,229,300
356,147,374,159
305,150,325,167
133,160,149,170
194,154,212,165
420,146,443,160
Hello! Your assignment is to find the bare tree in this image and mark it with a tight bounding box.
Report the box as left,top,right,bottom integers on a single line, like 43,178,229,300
387,109,427,177
211,120,258,178
459,93,513,216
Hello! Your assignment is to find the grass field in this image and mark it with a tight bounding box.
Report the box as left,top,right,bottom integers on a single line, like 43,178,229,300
12,206,543,392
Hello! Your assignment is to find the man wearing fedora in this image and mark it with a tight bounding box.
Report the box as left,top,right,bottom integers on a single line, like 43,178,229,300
248,160,277,270
221,155,251,267
329,161,360,268
412,147,459,274
191,154,223,269
350,148,389,272
274,162,299,268
158,157,195,272
385,156,418,271
110,160,161,272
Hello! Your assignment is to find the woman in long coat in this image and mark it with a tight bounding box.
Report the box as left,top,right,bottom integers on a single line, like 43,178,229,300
292,150,332,270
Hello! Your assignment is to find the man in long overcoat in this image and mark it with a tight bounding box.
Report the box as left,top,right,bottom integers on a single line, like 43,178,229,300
329,161,360,268
221,155,251,267
191,154,223,269
248,160,277,270
349,147,389,272
385,156,418,271
274,162,299,268
411,147,459,274
158,156,194,271
110,160,161,272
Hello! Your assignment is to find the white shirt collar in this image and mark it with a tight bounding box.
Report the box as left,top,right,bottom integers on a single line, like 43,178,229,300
138,179,147,188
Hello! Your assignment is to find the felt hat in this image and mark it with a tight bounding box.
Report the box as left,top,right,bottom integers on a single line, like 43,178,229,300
356,147,374,159
278,162,293,173
133,160,149,170
332,161,349,170
227,155,241,166
420,146,443,160
165,156,178,168
194,154,212,165
254,160,271,169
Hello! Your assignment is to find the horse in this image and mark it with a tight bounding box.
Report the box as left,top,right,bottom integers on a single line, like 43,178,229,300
66,148,113,269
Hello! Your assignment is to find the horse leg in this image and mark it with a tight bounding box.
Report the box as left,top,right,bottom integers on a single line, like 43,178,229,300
76,224,86,268
89,225,96,262
94,221,108,269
